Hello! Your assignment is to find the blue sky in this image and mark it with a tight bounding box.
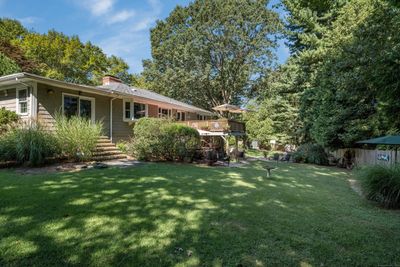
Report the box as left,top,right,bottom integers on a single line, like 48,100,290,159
0,0,289,73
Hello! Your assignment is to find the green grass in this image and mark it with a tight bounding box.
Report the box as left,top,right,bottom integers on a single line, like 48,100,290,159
246,149,282,158
0,162,399,266
245,148,265,158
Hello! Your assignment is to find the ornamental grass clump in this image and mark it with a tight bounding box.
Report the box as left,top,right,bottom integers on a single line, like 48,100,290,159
54,114,102,161
357,164,400,209
0,122,59,166
0,107,19,135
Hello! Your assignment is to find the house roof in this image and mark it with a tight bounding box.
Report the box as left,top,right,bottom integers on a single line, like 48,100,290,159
98,83,212,115
0,72,214,116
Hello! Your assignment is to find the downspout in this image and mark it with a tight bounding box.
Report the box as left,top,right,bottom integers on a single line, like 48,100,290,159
110,97,117,143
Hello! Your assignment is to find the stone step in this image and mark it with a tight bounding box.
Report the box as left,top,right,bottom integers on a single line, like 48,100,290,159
92,136,126,161
92,154,127,161
93,150,124,156
95,142,115,147
94,146,122,152
97,139,112,144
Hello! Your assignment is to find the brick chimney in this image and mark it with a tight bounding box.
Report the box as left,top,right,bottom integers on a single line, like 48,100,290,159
102,75,122,85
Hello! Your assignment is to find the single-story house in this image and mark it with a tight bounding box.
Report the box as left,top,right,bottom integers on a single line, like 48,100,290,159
0,72,215,142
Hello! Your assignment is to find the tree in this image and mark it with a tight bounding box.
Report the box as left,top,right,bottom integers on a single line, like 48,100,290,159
280,0,400,149
0,52,21,76
244,59,302,146
0,18,26,42
0,40,37,72
0,18,135,86
143,0,281,110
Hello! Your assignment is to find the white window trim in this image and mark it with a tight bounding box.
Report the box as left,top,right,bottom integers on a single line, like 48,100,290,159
123,99,148,122
123,99,133,122
16,88,29,115
158,107,172,118
176,111,187,121
62,92,95,122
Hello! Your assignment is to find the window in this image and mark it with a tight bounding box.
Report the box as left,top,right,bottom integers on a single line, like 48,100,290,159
158,108,171,118
63,95,79,118
62,93,94,122
197,114,204,120
17,88,28,115
124,99,131,120
134,103,147,119
176,111,186,121
124,100,147,121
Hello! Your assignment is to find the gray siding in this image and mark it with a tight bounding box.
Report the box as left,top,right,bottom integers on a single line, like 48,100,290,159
37,83,110,135
111,99,133,142
0,88,17,112
0,87,30,119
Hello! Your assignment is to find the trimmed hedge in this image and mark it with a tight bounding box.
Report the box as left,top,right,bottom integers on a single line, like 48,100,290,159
130,118,200,161
292,143,329,165
357,164,400,209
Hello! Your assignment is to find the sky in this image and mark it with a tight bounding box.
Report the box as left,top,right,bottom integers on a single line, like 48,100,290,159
0,0,289,74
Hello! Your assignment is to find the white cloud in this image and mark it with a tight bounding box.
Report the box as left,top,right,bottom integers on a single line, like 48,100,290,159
107,9,136,24
76,0,164,72
80,0,115,16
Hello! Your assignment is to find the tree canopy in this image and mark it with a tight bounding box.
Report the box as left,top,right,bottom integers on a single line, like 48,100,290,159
247,0,400,149
0,18,135,85
142,0,281,110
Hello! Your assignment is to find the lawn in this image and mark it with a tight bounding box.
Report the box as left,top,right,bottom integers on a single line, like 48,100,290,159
0,161,399,266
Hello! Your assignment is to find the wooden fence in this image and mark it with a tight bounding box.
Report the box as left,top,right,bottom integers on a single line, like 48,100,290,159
331,148,399,166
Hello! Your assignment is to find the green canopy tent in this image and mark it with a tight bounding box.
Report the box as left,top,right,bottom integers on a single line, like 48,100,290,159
356,135,400,164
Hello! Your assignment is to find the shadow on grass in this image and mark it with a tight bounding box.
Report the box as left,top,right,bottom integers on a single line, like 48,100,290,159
0,161,399,266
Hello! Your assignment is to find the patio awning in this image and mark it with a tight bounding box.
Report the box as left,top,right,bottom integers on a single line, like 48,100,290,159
356,135,400,145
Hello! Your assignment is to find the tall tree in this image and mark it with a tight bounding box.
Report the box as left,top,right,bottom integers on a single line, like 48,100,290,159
143,0,281,110
282,0,400,148
0,18,136,86
244,58,302,146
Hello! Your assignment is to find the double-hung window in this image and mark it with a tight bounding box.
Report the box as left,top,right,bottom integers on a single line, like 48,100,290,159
124,99,131,121
17,88,28,115
124,100,147,121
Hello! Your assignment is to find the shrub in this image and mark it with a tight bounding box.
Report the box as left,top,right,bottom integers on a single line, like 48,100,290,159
131,118,200,161
116,141,128,154
54,115,102,161
162,123,200,161
0,108,19,134
130,117,168,160
292,143,329,165
0,123,59,166
357,164,400,209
